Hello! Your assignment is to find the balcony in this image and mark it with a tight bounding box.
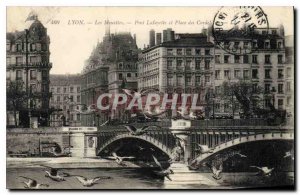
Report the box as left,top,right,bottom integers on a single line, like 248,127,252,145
7,62,53,69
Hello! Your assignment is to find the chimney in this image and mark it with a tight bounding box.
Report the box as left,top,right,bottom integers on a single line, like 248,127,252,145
163,28,174,42
149,29,155,47
156,33,162,45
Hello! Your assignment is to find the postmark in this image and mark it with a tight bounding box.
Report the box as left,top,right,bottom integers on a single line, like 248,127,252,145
212,6,269,55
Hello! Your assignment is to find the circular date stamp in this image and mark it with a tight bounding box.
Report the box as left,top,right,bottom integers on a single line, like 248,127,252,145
212,6,269,55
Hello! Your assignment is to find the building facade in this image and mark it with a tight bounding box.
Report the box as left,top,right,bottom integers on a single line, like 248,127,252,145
6,16,52,127
81,25,139,126
49,74,82,127
213,27,293,117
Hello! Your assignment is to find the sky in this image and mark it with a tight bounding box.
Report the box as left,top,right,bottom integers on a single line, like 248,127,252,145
7,6,294,74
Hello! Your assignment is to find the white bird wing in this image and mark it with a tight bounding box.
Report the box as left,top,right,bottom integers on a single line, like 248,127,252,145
122,156,135,160
123,125,137,133
99,120,109,127
152,155,163,170
199,145,209,152
112,152,118,158
250,166,262,171
122,89,134,97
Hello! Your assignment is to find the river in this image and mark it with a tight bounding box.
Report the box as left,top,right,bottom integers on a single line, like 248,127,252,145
7,167,294,189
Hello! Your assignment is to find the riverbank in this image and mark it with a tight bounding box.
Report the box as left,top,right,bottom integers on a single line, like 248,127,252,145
6,157,140,169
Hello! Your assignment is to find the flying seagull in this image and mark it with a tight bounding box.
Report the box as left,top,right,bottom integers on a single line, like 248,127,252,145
19,176,49,189
152,155,174,181
123,125,160,136
70,175,112,187
192,143,214,154
250,166,274,177
40,165,70,181
99,120,109,127
122,88,159,98
107,152,135,166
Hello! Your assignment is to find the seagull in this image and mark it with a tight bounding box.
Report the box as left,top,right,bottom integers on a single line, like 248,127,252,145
50,147,70,157
283,151,294,160
176,109,198,120
142,105,166,118
40,165,70,181
192,143,214,154
107,152,135,166
123,125,160,136
250,166,274,177
19,176,49,189
188,111,197,120
235,153,247,158
203,162,223,180
122,88,158,98
152,155,174,181
74,104,96,114
70,175,112,187
99,120,109,127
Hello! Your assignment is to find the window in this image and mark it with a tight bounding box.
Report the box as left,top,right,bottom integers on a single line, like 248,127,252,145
272,30,277,35
42,84,47,93
224,55,230,63
265,55,270,64
177,60,183,68
167,76,173,85
127,73,131,78
6,43,10,51
278,83,284,94
252,69,258,79
16,44,22,51
77,87,80,92
205,60,210,70
195,60,201,70
167,60,172,69
244,41,249,47
70,87,74,93
186,49,192,55
265,69,271,79
30,70,36,80
215,55,220,63
186,77,191,85
63,87,67,93
215,70,221,80
224,70,230,79
286,82,291,92
186,60,191,69
205,49,210,55
57,96,61,102
77,95,80,102
167,49,173,55
57,87,61,93
243,70,249,79
278,69,284,79
265,99,271,108
215,86,221,95
278,99,284,109
277,41,282,49
30,84,36,94
234,69,241,79
278,55,283,64
119,73,123,80
265,83,270,93
42,70,48,79
177,49,183,55
287,67,292,78
16,57,22,65
30,56,37,63
264,41,270,49
287,97,291,106
36,43,41,51
242,55,248,64
215,103,221,112
252,41,258,48
234,41,239,48
16,70,22,80
252,55,258,64
6,57,11,65
70,95,74,102
205,76,210,83
77,114,81,121
262,30,267,35
234,55,240,63
6,71,10,80
195,48,201,55
196,76,201,84
224,103,230,112
252,83,258,93
177,76,183,86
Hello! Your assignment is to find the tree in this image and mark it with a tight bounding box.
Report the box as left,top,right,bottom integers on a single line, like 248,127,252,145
219,80,263,119
6,81,28,127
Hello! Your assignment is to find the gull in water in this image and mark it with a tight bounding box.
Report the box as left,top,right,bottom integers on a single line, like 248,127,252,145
107,152,135,166
18,176,49,189
152,155,174,181
70,175,112,187
250,166,274,177
203,162,223,180
192,143,214,154
40,165,70,181
123,125,160,136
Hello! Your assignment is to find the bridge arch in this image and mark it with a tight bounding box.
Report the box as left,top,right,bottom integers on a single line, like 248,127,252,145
190,132,294,165
97,133,174,158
